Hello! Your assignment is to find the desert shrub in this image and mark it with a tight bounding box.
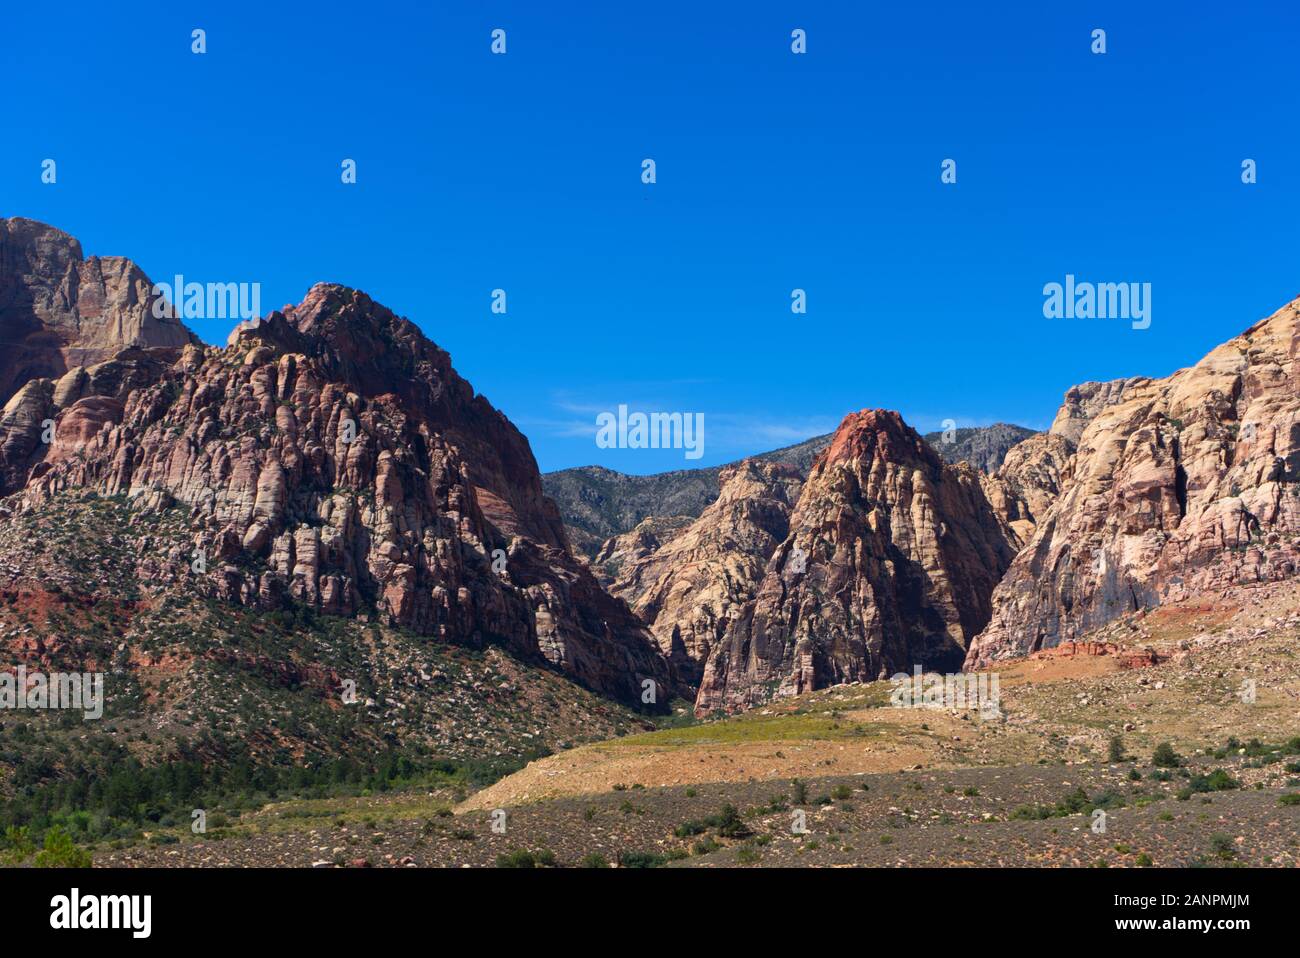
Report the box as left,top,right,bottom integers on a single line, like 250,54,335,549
34,826,92,868
1208,834,1236,860
706,804,752,839
618,850,666,868
1152,742,1182,768
495,849,536,869
692,837,722,855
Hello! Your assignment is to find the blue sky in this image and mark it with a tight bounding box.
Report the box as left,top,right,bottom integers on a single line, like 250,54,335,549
5,1,1298,473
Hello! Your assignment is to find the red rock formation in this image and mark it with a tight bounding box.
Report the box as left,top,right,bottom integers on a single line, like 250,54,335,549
3,233,673,705
695,410,1018,715
967,295,1300,667
0,218,197,401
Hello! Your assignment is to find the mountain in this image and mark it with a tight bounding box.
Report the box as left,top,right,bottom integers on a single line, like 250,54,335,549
598,459,805,686
546,424,1036,560
0,219,674,711
543,433,831,557
967,294,1300,666
977,432,1076,547
695,410,1019,714
922,423,1037,473
0,217,197,401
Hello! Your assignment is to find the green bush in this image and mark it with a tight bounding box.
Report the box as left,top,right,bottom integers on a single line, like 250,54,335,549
34,826,92,868
1,825,35,865
1208,834,1236,860
1152,742,1182,768
496,850,534,868
618,850,666,868
705,804,752,839
495,849,537,868
1188,770,1240,793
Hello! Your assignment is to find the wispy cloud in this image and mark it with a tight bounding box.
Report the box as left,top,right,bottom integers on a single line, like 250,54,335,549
515,391,839,457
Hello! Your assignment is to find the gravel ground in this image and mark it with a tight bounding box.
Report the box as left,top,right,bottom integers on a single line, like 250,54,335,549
97,755,1300,868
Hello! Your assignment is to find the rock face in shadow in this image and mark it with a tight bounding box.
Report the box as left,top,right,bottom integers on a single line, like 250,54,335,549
0,218,197,401
694,410,1018,715
967,296,1300,667
3,224,674,707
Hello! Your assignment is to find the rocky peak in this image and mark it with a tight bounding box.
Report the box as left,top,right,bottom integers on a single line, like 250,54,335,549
924,422,1038,473
695,409,1018,714
1049,377,1151,445
1,230,673,706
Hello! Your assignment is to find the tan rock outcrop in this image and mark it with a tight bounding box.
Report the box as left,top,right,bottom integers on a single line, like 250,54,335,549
694,410,1018,715
1049,377,1151,445
967,295,1300,667
979,432,1075,546
601,460,804,682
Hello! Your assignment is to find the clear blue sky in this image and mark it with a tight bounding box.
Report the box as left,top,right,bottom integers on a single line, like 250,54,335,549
5,1,1298,473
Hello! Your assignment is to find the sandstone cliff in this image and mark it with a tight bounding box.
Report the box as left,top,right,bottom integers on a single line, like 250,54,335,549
2,233,673,705
967,296,1300,666
979,432,1076,547
544,434,832,559
0,218,197,401
601,459,804,684
695,410,1018,715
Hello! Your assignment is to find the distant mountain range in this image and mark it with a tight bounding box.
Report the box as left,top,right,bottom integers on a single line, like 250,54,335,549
545,423,1037,557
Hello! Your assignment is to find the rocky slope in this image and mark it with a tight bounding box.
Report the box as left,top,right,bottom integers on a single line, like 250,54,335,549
591,514,694,586
550,424,1035,560
543,434,833,558
978,432,1076,547
695,410,1018,714
0,218,197,401
922,423,1037,473
0,221,675,708
599,460,805,684
967,294,1300,666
